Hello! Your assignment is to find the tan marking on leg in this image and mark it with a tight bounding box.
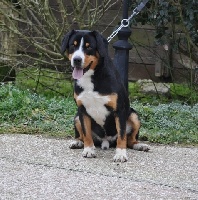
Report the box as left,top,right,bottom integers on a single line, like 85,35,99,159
115,117,127,149
74,92,82,107
83,115,94,148
106,93,118,110
74,116,84,142
127,113,140,148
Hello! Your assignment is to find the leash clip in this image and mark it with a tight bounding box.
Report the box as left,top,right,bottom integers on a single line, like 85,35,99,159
107,0,149,43
121,19,130,27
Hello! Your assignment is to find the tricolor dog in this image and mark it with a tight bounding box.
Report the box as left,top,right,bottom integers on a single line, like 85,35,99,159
61,30,149,162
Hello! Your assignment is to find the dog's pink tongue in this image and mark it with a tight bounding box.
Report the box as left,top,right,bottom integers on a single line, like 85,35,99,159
72,68,83,79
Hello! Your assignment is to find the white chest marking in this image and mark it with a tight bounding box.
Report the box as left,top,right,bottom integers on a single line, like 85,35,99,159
77,70,110,126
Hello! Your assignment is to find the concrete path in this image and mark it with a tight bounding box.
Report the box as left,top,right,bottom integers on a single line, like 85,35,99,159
0,134,197,200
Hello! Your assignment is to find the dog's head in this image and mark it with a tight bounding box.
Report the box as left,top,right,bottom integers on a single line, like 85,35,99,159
61,30,108,79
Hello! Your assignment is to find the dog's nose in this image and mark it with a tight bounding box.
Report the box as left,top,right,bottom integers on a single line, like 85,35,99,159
73,57,82,66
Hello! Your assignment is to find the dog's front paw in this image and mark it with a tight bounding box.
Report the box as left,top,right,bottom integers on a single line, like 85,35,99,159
82,146,96,158
133,143,150,152
69,140,84,149
113,148,128,162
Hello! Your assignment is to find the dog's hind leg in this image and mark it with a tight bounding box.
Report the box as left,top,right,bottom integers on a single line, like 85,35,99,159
127,111,150,152
69,116,84,149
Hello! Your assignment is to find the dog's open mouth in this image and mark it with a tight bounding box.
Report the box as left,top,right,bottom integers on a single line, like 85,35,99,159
72,68,83,80
72,61,93,80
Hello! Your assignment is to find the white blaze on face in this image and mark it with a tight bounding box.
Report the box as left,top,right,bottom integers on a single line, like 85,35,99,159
71,37,85,67
71,37,86,80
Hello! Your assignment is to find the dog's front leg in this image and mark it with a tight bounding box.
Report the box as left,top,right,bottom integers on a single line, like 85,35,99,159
69,115,84,149
81,114,96,158
114,112,128,162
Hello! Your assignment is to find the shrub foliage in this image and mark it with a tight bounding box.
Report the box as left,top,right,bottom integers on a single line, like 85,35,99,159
1,84,197,144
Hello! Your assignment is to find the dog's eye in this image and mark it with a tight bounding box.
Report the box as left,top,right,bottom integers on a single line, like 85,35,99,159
69,45,75,52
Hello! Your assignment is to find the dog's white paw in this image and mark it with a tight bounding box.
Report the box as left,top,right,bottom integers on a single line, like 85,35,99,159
113,148,128,162
82,146,96,158
69,140,84,149
133,143,150,152
101,140,109,150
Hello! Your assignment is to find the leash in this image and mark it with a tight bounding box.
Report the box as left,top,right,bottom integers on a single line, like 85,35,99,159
107,0,149,43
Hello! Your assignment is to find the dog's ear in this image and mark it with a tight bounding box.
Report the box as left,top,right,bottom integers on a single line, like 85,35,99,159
92,31,108,57
61,30,75,55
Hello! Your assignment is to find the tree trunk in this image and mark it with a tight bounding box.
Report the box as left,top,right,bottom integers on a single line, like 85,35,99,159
0,1,18,82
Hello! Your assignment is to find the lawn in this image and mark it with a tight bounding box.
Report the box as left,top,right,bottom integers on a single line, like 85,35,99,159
16,67,73,98
0,77,198,144
0,83,75,137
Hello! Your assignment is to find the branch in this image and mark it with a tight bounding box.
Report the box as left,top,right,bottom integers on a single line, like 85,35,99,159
178,44,198,65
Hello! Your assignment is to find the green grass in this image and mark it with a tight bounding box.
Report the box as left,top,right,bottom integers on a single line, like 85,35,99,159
132,101,198,144
1,67,198,144
129,81,198,105
0,83,198,144
16,67,73,98
170,83,198,104
128,82,170,104
16,67,198,104
0,83,76,137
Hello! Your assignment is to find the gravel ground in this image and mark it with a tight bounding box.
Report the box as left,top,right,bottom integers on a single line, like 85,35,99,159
0,134,198,200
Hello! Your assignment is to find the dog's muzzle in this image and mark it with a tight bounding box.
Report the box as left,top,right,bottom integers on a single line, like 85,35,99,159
71,57,93,80
73,56,82,68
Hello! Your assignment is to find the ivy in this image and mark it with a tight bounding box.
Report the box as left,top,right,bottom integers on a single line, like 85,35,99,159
129,0,198,64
